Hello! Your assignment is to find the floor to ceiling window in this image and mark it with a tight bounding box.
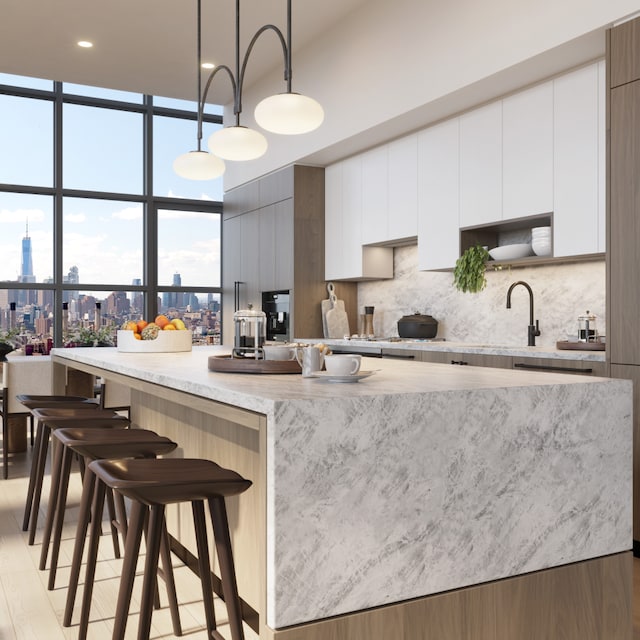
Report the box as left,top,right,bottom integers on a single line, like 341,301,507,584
0,73,223,346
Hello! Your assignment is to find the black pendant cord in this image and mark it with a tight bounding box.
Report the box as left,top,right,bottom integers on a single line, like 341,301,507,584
198,0,292,126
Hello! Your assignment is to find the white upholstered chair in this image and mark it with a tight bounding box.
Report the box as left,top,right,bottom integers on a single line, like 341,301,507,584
1,356,53,479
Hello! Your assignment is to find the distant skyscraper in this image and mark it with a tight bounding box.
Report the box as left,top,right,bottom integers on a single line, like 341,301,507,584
21,220,34,279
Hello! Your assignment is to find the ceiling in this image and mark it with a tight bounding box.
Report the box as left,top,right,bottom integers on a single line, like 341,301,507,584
0,0,368,104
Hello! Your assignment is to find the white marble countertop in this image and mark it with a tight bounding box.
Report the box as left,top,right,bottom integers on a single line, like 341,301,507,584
51,345,631,630
299,338,606,361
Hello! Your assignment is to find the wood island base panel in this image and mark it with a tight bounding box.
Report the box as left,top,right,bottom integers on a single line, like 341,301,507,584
51,346,633,639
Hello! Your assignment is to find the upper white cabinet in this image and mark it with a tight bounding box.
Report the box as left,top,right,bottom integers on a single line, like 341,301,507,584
553,62,603,257
417,118,460,271
325,157,393,281
361,146,388,245
388,135,418,240
459,101,502,227
502,81,554,219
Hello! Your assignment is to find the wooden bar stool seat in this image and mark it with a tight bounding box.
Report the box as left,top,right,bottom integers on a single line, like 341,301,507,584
45,428,179,635
23,406,128,545
89,458,252,640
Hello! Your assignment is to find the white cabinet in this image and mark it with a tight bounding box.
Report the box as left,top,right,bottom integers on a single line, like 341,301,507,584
459,101,502,227
417,118,460,271
361,146,388,245
324,157,393,280
553,62,603,257
502,81,553,219
388,135,418,240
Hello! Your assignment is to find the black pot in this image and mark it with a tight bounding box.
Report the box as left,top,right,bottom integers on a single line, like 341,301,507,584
397,313,438,339
0,342,14,362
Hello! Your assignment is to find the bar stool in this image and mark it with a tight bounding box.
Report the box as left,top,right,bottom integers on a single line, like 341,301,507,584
89,458,252,640
18,396,99,531
39,419,136,588
41,428,180,637
24,407,128,545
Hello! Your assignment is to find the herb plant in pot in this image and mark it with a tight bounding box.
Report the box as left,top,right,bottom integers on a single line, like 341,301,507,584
0,327,20,361
453,245,490,293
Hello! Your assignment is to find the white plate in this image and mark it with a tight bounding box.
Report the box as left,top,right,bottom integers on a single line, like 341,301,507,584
310,370,377,383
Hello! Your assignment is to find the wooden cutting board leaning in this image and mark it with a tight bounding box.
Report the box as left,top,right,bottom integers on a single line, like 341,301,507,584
323,282,350,338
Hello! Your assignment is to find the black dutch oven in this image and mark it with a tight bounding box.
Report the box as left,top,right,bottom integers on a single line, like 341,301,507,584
397,313,438,339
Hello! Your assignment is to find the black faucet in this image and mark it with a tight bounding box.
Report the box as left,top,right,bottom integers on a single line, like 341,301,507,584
506,280,540,346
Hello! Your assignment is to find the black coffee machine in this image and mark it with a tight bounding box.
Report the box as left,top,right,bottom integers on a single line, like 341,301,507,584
262,290,290,342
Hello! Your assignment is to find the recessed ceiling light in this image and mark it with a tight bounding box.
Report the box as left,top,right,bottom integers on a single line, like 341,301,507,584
202,62,215,70
77,41,93,48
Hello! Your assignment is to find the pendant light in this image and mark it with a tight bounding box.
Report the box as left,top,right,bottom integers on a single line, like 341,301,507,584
173,0,226,180
177,0,324,175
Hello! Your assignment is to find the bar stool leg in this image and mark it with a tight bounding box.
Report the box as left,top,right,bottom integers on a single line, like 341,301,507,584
137,505,165,640
112,500,147,640
209,497,246,640
78,479,107,640
64,467,96,627
46,444,75,589
159,519,182,636
192,500,218,635
105,488,122,558
38,431,68,570
28,424,51,545
22,420,46,531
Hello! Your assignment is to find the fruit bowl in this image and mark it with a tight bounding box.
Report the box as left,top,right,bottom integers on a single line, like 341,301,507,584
488,243,533,261
117,330,193,353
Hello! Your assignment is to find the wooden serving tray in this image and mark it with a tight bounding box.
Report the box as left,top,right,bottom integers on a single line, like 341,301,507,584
208,355,302,374
556,340,605,351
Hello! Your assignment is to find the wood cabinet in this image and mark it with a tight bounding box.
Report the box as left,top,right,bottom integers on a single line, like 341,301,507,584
223,165,331,344
502,81,554,220
420,350,513,369
553,62,605,257
610,17,640,88
459,101,502,227
609,80,640,365
417,118,460,271
512,356,606,377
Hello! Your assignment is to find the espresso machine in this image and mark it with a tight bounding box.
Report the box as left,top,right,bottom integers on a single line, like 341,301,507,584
262,290,290,342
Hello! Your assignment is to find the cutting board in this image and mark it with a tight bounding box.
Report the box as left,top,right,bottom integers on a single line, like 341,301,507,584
325,292,350,339
322,283,350,338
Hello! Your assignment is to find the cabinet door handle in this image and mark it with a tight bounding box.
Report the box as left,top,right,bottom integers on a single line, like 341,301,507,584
513,362,592,374
382,353,415,360
451,360,469,366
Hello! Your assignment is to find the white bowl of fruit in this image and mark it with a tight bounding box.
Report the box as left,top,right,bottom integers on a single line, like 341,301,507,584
117,315,192,353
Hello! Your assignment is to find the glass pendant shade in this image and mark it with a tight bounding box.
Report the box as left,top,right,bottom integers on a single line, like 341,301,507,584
254,92,324,134
208,125,268,161
173,150,226,180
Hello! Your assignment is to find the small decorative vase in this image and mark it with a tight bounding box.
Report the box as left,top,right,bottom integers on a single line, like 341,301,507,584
0,343,14,362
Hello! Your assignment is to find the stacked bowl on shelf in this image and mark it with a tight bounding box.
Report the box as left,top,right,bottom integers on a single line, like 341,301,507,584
531,226,552,256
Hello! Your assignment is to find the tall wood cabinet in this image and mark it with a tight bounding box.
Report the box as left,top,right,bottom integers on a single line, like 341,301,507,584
608,17,640,550
223,165,345,345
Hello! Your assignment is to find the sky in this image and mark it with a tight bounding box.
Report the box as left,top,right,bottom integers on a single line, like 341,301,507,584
0,75,223,289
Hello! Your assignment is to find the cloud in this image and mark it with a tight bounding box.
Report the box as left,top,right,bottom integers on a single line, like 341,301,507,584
112,206,143,220
0,207,46,223
64,213,86,223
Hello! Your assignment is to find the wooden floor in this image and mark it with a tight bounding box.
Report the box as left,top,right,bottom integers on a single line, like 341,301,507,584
0,441,259,640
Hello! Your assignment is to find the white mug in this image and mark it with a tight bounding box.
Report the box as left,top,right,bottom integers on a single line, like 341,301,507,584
296,346,325,377
262,344,296,361
324,354,361,376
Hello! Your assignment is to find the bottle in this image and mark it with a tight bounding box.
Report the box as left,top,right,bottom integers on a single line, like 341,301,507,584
94,302,102,330
364,306,375,338
62,302,69,340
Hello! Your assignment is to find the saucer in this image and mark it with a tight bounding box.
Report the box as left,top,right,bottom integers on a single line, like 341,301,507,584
310,370,377,383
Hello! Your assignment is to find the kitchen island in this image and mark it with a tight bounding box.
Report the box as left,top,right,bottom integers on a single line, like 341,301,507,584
51,346,632,640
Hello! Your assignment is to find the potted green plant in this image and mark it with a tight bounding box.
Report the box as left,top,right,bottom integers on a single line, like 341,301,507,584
66,325,115,347
453,245,490,293
0,327,20,361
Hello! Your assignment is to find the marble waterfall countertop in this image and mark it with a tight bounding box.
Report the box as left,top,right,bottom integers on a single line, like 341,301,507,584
52,346,631,629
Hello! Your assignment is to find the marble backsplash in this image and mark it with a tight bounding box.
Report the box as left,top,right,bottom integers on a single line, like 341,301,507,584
356,245,605,348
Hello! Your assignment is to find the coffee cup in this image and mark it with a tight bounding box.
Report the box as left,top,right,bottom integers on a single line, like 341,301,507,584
296,346,325,377
324,354,361,376
262,344,296,361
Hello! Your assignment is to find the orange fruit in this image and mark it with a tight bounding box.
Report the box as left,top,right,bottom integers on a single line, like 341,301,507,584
136,319,148,333
163,323,176,331
133,332,142,340
155,314,170,329
124,321,138,331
